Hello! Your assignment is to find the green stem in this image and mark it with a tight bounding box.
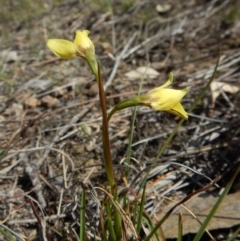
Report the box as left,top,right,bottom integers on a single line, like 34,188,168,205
86,57,98,79
108,97,141,122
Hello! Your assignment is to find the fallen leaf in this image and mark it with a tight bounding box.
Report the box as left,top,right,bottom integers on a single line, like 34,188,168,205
125,66,159,80
156,3,172,13
21,79,52,91
211,81,239,106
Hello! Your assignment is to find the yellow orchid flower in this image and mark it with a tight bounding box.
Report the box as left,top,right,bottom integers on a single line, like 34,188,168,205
107,73,189,121
139,73,189,119
47,30,98,76
47,30,94,59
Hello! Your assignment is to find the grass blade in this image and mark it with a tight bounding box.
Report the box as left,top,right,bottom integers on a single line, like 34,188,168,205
80,187,86,241
136,183,146,233
226,226,240,241
177,213,183,241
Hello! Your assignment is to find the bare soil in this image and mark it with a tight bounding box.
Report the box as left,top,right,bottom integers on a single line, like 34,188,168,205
0,0,240,240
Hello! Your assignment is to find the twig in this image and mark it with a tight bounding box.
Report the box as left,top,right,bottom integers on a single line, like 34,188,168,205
104,32,138,90
7,214,66,224
26,164,47,208
36,104,94,167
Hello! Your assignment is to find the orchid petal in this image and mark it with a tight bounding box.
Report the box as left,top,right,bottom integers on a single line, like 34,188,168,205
47,39,76,59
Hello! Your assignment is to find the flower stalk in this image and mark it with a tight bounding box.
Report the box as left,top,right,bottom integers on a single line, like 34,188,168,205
97,63,122,240
97,63,115,187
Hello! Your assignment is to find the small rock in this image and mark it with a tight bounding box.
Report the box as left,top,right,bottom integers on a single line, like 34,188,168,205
88,82,99,97
0,115,6,122
4,103,23,117
52,85,68,97
41,95,59,107
0,49,18,62
101,42,112,54
25,97,40,108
